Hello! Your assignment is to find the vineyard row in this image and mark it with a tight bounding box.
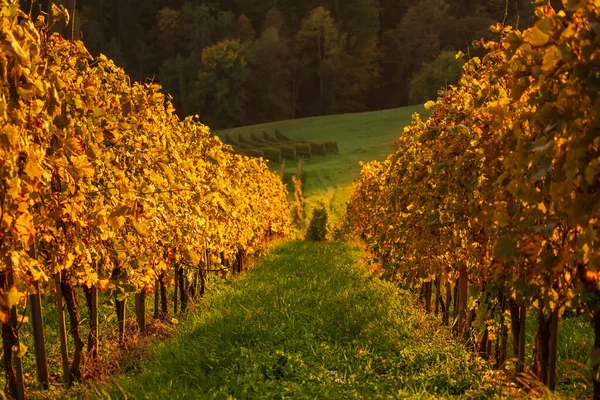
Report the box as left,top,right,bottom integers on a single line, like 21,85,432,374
346,1,600,396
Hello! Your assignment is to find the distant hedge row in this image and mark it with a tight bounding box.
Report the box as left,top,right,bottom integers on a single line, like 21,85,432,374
223,130,339,163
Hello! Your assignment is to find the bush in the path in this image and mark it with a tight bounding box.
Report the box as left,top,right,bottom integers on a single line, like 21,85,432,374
305,203,328,241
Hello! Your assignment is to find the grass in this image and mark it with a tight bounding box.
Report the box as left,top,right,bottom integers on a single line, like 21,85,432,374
87,241,505,399
218,106,425,224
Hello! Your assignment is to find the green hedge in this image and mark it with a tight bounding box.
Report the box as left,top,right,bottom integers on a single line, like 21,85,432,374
279,145,297,160
275,129,292,142
263,147,282,163
295,143,312,158
245,148,264,158
250,132,268,145
309,142,327,156
263,131,279,144
324,141,339,154
238,135,252,146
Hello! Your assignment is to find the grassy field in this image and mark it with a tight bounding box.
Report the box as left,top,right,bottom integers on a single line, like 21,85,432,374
88,241,506,399
218,106,425,224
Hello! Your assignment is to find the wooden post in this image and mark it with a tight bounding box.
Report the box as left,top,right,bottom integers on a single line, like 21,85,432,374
135,291,146,333
517,305,527,373
179,266,188,313
547,308,559,390
29,280,49,389
444,281,451,325
434,277,441,317
453,279,459,318
54,273,71,385
154,278,160,319
90,285,98,358
116,298,126,344
457,267,469,339
174,263,179,315
159,273,168,319
7,271,25,399
1,270,25,400
496,292,508,369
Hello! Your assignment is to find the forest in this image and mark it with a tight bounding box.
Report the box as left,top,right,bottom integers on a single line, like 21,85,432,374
23,0,555,128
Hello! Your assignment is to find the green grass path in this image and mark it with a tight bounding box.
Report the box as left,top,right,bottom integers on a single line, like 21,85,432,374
91,241,501,399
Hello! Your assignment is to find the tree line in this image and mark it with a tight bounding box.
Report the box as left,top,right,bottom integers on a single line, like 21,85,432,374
24,0,548,128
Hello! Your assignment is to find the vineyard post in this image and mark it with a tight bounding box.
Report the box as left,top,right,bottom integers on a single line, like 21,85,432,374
159,273,168,319
178,266,187,313
495,292,508,368
54,273,71,384
135,291,146,333
174,263,179,315
517,305,527,373
199,265,206,297
8,270,25,399
425,281,432,314
90,285,98,358
116,298,126,344
444,281,451,325
154,278,160,319
547,308,559,390
592,310,600,400
434,277,441,317
29,280,49,389
457,267,469,339
1,270,25,400
453,280,459,319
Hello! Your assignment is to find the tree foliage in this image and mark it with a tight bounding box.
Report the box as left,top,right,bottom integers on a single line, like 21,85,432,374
69,0,531,128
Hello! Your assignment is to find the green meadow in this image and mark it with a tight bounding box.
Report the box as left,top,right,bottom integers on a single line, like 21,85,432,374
218,105,425,223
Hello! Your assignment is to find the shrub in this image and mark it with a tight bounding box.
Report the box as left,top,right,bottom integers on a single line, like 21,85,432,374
309,142,327,156
263,147,282,163
279,145,297,160
295,143,312,158
305,203,328,241
324,141,339,154
245,148,264,158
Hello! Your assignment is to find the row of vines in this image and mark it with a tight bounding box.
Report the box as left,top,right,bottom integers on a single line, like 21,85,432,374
0,1,290,398
346,0,599,397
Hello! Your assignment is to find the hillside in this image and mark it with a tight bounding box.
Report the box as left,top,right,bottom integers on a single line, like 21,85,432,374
218,105,425,223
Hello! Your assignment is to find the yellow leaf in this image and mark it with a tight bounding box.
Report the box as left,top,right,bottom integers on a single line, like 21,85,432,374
13,343,27,358
24,157,45,180
15,213,35,244
108,215,126,230
71,155,95,179
525,26,550,47
6,286,20,309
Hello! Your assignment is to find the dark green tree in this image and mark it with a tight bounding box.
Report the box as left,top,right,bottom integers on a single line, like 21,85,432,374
194,39,249,128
